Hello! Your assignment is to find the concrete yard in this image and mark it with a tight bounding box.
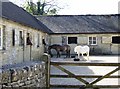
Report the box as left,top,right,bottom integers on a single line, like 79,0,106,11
50,56,120,89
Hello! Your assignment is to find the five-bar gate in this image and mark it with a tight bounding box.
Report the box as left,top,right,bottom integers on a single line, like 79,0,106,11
42,54,120,88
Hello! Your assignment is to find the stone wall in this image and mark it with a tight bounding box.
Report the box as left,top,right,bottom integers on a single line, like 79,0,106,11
50,34,120,55
0,18,49,66
1,61,46,88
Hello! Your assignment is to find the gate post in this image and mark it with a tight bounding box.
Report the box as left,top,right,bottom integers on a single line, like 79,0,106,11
41,53,51,88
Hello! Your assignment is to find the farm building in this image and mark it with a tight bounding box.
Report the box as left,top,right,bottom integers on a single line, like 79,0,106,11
36,15,120,55
0,1,119,88
0,2,52,66
0,1,120,66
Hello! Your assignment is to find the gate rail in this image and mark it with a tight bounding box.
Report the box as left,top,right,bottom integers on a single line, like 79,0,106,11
42,54,120,88
50,62,120,88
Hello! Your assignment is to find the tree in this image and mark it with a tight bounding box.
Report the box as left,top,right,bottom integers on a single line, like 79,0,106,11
23,0,62,15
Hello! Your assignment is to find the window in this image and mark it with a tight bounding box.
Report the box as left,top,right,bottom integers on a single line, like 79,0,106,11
68,37,77,44
26,33,32,45
0,27,3,49
112,36,120,44
37,34,40,47
2,26,6,50
12,29,15,46
19,31,23,46
88,37,97,45
42,39,46,45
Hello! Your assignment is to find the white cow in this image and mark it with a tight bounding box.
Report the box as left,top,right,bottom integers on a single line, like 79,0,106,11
74,45,90,60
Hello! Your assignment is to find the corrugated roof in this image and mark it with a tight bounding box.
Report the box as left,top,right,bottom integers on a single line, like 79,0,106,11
0,1,52,33
36,15,120,34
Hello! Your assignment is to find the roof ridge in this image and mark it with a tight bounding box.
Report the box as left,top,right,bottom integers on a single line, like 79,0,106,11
38,14,119,34
36,14,120,17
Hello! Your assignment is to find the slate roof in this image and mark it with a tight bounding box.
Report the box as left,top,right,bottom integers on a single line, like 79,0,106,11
1,2,119,34
0,1,52,33
36,15,120,34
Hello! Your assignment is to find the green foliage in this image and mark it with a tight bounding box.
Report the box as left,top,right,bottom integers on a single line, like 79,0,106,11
22,0,60,15
23,0,37,15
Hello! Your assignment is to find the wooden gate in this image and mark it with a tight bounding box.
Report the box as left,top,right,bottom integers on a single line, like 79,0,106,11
42,54,120,88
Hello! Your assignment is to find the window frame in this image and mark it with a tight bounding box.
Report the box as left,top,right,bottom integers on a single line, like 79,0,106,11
88,36,97,45
68,37,77,44
0,26,3,49
112,36,120,44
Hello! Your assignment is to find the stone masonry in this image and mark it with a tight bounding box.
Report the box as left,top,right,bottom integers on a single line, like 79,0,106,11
1,61,46,88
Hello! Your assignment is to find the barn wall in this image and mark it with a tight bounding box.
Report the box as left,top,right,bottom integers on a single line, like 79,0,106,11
0,18,48,66
50,34,120,55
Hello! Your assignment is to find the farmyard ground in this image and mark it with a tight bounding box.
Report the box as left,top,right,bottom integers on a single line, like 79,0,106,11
50,56,120,89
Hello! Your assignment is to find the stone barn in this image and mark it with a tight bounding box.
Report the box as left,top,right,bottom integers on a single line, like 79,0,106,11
0,1,120,66
0,2,52,66
37,15,120,55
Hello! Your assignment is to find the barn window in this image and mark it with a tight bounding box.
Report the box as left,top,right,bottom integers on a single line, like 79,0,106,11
42,39,46,45
2,26,6,50
0,26,3,49
19,31,23,46
112,36,120,44
68,37,77,44
37,33,40,47
27,33,32,45
12,29,15,46
88,37,97,45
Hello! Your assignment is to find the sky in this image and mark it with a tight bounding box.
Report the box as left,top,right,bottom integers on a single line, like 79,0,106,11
9,0,119,15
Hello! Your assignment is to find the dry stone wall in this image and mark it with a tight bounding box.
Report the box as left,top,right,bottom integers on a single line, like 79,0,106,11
1,61,46,88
